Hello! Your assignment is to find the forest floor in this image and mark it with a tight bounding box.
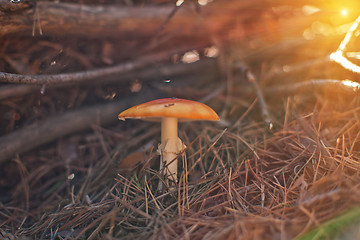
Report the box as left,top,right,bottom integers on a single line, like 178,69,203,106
1,0,360,239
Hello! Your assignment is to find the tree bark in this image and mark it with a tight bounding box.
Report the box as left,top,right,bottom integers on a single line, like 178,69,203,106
0,1,263,39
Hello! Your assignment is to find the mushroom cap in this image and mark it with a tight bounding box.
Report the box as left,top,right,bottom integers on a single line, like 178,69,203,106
118,98,219,121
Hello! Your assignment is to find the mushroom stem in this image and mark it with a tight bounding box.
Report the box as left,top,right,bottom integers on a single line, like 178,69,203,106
160,117,183,184
161,117,178,145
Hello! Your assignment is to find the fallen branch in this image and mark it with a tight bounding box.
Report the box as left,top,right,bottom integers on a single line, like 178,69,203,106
0,53,169,85
265,79,360,96
0,1,260,39
0,58,218,99
0,90,162,164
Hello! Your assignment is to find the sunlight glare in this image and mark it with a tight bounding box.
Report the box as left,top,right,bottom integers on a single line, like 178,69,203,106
312,21,333,36
204,46,219,58
340,9,348,17
341,80,360,91
198,0,212,6
336,23,353,35
130,80,141,93
302,5,320,15
346,52,360,59
282,65,291,72
176,0,184,7
182,50,200,63
330,16,360,73
330,51,360,73
303,28,315,40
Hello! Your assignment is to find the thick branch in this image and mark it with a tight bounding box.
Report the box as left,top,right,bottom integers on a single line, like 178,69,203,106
0,90,162,164
0,1,262,39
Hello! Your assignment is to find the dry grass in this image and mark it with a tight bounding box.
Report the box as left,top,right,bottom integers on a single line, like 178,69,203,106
4,92,360,239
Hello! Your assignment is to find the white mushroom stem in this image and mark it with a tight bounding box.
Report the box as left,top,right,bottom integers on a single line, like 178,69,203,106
159,117,185,184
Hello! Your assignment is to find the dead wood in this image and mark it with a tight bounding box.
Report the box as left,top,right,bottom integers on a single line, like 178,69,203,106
3,0,360,238
0,85,38,100
0,1,265,40
0,89,161,164
0,53,170,85
0,58,219,99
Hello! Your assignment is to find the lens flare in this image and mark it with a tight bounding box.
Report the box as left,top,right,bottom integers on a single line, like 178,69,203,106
340,9,348,17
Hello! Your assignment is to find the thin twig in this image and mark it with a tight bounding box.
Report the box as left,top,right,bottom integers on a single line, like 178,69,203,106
247,71,273,129
0,54,168,85
265,79,360,96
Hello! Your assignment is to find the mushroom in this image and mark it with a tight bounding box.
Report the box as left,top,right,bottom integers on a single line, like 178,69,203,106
118,98,219,186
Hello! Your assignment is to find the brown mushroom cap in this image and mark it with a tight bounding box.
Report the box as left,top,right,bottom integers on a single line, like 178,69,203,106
118,98,219,121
